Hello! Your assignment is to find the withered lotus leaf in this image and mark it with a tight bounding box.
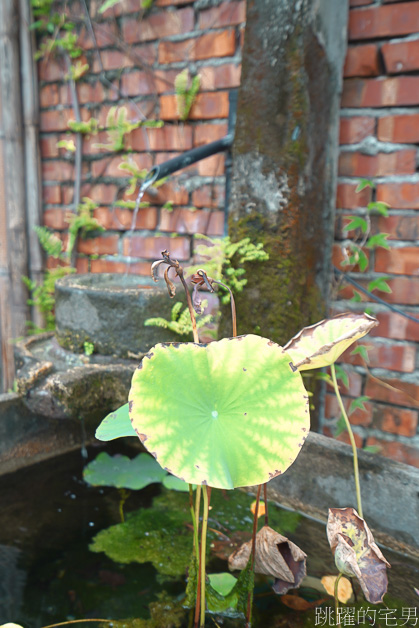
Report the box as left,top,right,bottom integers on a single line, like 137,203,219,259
327,508,390,604
228,525,307,595
283,313,378,371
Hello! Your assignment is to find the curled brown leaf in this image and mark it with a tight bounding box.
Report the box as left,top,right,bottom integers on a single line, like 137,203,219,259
327,507,390,604
228,525,306,595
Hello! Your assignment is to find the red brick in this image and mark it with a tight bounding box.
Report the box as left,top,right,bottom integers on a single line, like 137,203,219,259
375,247,419,276
42,161,74,182
338,150,416,177
43,208,67,229
123,235,190,260
339,117,375,145
382,39,419,75
194,123,228,147
40,107,91,133
336,183,372,209
349,4,419,40
372,404,418,438
40,136,60,159
122,8,194,44
341,340,416,373
42,185,61,205
78,22,118,49
158,30,236,64
94,206,158,231
130,125,193,151
326,368,363,398
78,235,119,255
98,0,144,17
123,180,189,206
160,92,230,120
90,259,150,275
91,154,153,179
364,437,419,468
197,153,225,177
324,392,373,427
158,208,224,236
342,77,419,108
343,44,380,77
191,183,225,208
39,84,60,108
377,183,419,209
199,1,246,29
76,257,89,274
38,58,63,82
121,69,178,96
337,276,419,305
199,63,241,90
378,114,419,143
365,375,419,406
375,214,419,242
81,184,118,205
335,430,364,449
370,310,419,343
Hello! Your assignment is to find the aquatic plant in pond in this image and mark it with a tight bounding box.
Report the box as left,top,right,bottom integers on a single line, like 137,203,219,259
92,249,387,626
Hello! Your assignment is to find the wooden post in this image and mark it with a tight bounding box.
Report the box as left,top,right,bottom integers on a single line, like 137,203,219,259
0,0,31,390
19,0,44,329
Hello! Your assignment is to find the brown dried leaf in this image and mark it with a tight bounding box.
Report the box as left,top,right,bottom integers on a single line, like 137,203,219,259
164,267,176,298
283,313,378,371
228,525,307,595
327,508,390,604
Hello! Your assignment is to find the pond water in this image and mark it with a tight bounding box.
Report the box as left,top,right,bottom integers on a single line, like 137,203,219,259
0,443,417,628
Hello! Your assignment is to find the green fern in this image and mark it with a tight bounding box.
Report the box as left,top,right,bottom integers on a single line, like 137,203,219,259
144,301,212,337
66,197,104,258
68,118,99,135
175,70,201,121
34,225,63,258
187,236,269,304
23,266,75,332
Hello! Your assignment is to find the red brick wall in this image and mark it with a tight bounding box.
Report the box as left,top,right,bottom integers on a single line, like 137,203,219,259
37,0,419,466
330,0,419,467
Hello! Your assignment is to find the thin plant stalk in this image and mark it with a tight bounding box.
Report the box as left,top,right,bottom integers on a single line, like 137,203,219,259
41,621,113,628
334,572,343,627
213,279,237,337
246,483,262,628
200,485,210,627
179,272,199,343
189,484,199,554
263,483,269,526
330,363,363,518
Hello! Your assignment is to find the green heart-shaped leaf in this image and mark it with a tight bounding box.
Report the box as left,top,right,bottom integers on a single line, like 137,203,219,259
95,404,137,441
83,452,166,489
283,313,378,371
129,335,309,489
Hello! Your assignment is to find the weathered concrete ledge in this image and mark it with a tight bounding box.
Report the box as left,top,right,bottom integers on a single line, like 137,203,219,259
263,431,419,556
55,273,186,357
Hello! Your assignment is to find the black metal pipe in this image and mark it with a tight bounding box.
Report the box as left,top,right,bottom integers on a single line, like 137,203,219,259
143,133,234,187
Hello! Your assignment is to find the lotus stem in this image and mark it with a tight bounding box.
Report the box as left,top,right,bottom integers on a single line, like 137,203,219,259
263,483,269,526
334,572,343,626
330,363,363,518
213,279,237,337
189,484,199,554
200,485,210,627
246,483,262,628
178,272,199,343
193,485,202,627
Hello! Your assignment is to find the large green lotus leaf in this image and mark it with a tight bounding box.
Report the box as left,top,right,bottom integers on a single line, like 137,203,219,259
283,313,378,371
129,334,309,489
95,403,137,441
83,452,166,489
